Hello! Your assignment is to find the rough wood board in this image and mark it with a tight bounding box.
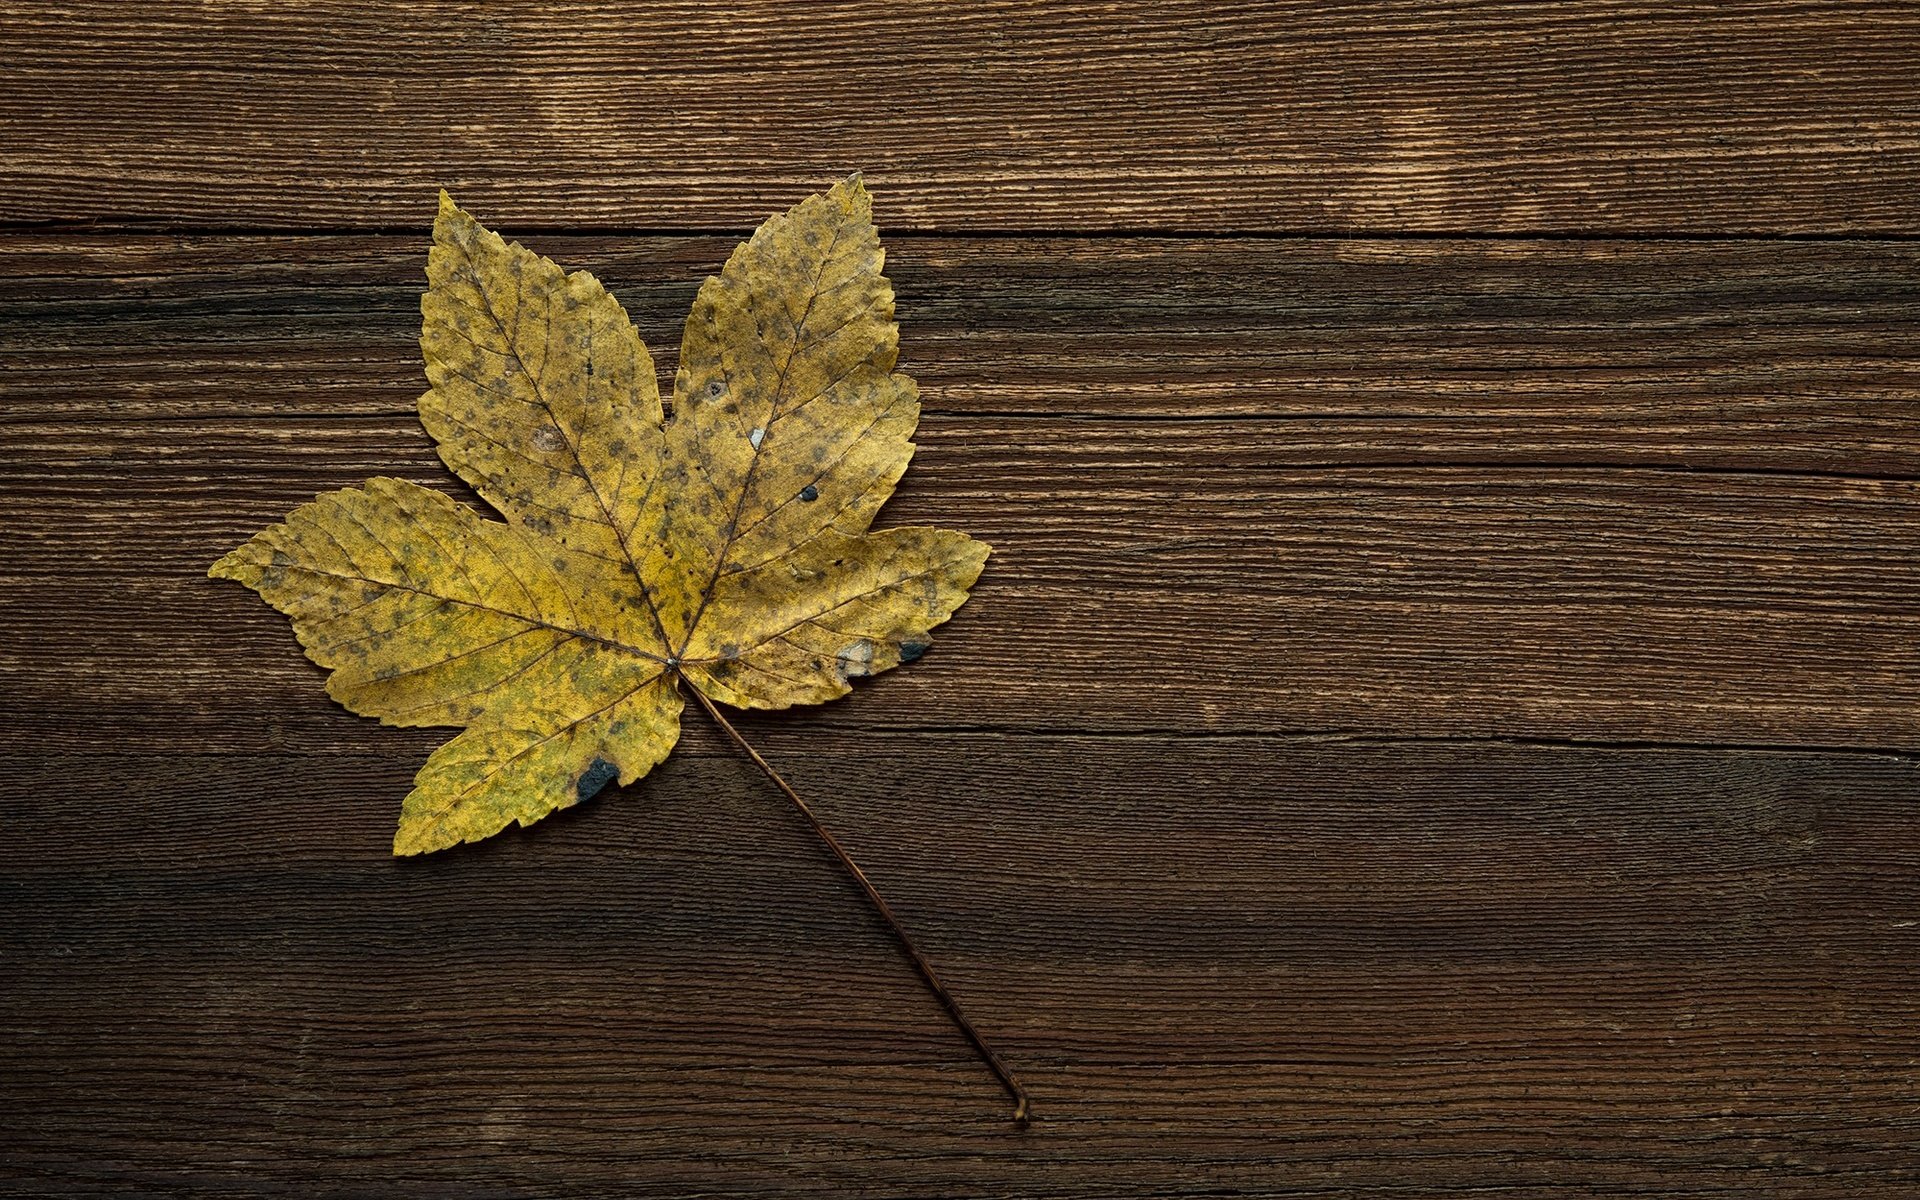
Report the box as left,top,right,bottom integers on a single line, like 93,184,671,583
6,237,1919,752
13,416,1920,749
5,740,1919,1196
3,1,1919,233
6,6,1920,1195
7,235,1920,471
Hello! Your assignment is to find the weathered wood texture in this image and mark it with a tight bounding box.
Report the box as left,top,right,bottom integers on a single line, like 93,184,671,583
8,235,1920,753
6,5,1920,1196
3,2,1920,233
6,229,1920,1196
6,741,1919,1196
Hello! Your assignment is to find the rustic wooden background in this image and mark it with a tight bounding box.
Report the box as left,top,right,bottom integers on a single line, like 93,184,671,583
5,3,1920,1195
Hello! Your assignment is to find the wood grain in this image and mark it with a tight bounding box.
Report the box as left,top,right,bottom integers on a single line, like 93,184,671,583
5,738,1919,1196
2,2,1918,233
7,234,1920,473
6,235,1919,753
12,414,1920,752
6,9,1920,1195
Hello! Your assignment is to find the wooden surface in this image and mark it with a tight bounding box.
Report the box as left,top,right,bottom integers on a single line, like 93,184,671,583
5,1,1920,233
3,3,1919,1196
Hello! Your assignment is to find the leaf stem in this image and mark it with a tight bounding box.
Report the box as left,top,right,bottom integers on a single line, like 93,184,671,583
686,683,1032,1128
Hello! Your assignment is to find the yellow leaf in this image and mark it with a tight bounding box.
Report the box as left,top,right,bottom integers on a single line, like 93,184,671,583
212,177,988,855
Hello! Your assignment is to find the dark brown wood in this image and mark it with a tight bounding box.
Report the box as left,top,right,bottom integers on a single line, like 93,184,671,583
7,234,1920,470
6,8,1920,1195
689,685,1034,1126
1,2,1918,233
5,236,1920,753
4,739,1919,1196
15,414,1920,750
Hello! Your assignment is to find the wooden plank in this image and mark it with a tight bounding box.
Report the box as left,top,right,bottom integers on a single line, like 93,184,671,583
5,739,1918,1195
9,412,1920,749
7,233,1919,473
9,6,1920,1195
2,2,1919,233
5,234,1920,750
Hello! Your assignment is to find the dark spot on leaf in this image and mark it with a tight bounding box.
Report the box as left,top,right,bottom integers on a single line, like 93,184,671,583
899,639,930,663
706,380,725,399
799,485,819,502
577,757,619,803
584,361,594,377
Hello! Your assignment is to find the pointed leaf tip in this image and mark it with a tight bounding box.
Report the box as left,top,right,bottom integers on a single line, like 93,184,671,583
832,172,872,213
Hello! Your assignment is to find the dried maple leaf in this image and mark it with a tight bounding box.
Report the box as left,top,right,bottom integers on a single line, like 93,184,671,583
211,177,1026,1122
213,176,985,851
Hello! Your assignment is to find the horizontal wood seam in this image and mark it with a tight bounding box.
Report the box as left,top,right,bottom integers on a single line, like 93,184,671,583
19,730,1912,764
23,406,1920,484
